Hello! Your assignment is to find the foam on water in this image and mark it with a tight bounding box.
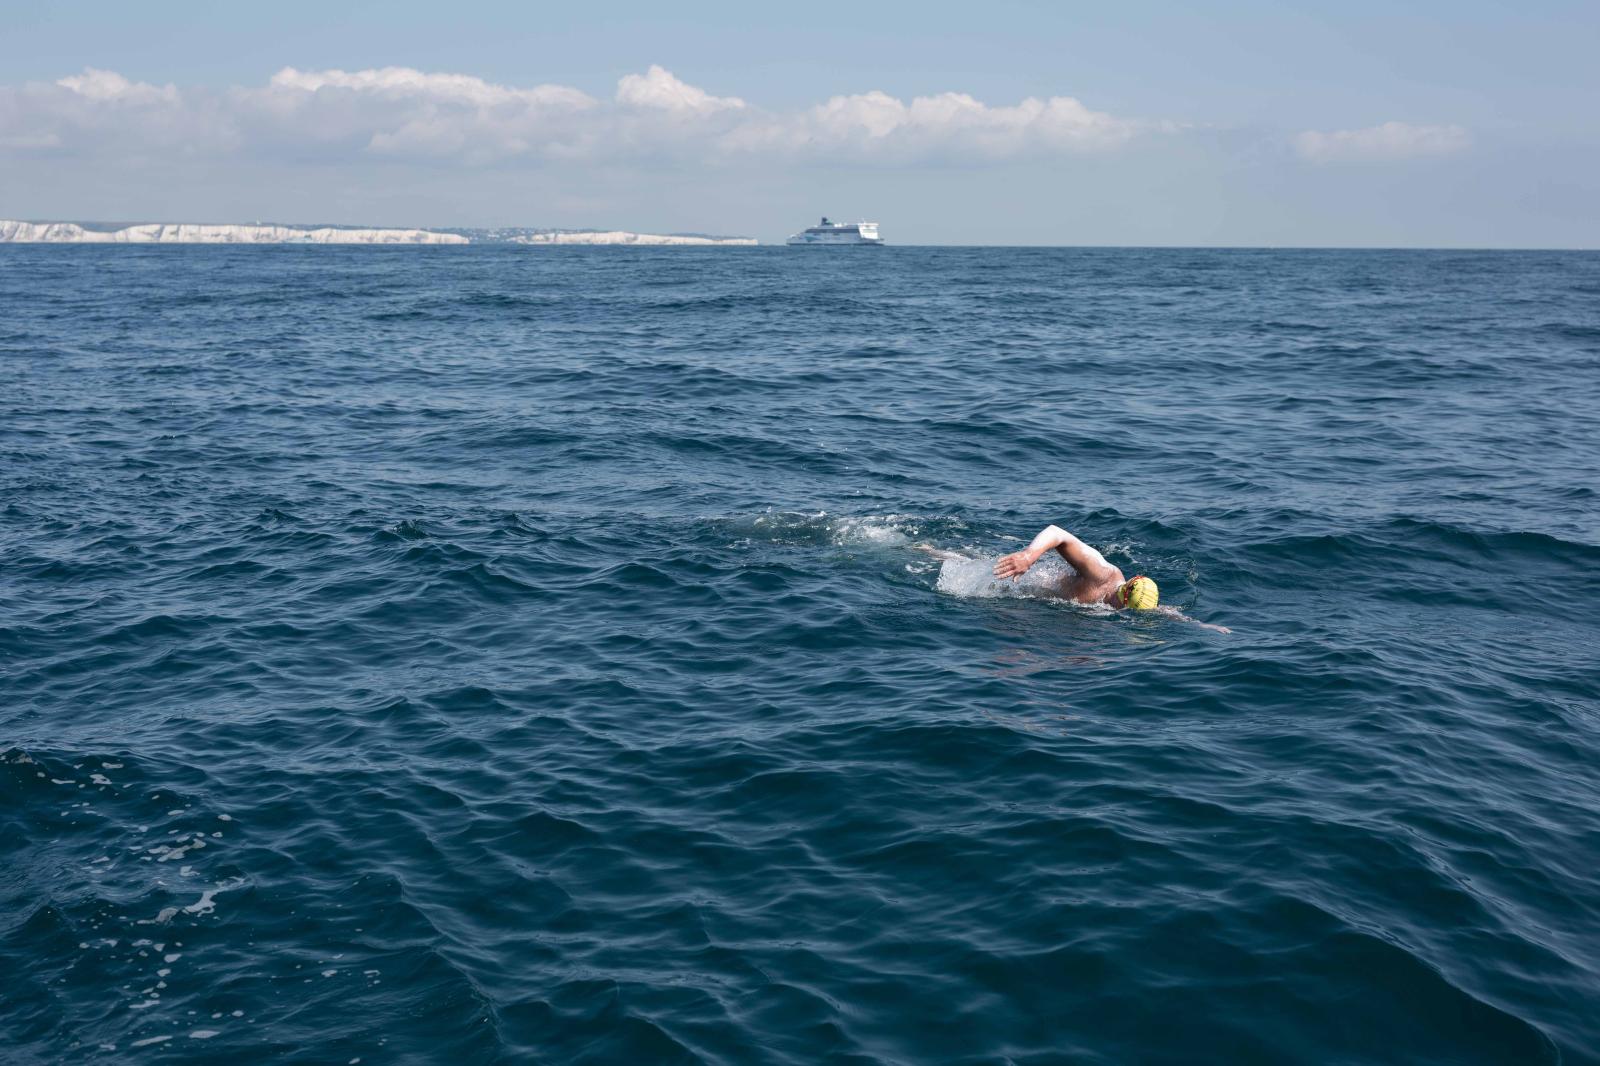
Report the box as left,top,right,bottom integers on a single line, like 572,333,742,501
933,552,1062,598
736,509,946,550
829,514,923,547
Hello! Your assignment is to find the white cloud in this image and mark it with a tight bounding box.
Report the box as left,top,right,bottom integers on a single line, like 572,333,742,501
615,65,744,114
1,69,223,154
0,133,61,149
56,68,179,104
266,66,595,110
1294,121,1470,163
243,66,598,161
801,90,1136,157
1,65,1154,166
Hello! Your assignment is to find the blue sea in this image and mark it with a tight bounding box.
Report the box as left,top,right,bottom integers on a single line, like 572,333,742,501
3,245,1599,1063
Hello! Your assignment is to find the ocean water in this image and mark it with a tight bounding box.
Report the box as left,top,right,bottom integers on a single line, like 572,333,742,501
3,245,1599,1064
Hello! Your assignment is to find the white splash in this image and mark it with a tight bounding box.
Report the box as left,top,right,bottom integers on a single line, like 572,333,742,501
830,515,916,548
934,554,1065,599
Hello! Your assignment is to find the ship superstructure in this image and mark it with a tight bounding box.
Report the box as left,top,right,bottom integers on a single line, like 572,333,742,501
785,217,884,246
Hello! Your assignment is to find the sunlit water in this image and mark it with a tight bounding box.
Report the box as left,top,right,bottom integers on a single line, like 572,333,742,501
3,246,1598,1063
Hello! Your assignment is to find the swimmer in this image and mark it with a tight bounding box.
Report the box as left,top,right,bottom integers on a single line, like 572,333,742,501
933,523,1230,632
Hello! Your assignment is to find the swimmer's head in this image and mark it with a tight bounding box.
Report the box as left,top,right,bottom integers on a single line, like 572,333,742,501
1117,575,1159,611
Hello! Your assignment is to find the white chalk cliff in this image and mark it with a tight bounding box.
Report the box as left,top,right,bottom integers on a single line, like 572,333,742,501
0,220,468,244
0,220,758,246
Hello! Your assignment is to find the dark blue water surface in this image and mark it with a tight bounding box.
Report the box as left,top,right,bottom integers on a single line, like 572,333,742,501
3,245,1599,1063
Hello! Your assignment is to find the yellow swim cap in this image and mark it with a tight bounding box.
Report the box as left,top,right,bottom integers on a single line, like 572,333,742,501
1119,575,1159,610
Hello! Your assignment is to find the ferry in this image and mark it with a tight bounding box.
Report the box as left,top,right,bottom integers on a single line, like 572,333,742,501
785,217,884,246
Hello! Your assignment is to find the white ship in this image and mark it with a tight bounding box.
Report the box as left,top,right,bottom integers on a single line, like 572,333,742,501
785,217,884,246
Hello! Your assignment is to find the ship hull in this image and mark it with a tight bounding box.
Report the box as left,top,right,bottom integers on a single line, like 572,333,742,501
784,236,885,246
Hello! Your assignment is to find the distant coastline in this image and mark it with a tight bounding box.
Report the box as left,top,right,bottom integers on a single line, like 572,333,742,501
0,220,758,246
509,230,757,246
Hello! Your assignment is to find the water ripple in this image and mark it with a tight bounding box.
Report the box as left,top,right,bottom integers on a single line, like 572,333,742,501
2,246,1598,1062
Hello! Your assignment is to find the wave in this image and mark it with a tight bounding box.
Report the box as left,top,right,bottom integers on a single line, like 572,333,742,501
715,510,970,552
1231,518,1600,598
7,247,1600,1062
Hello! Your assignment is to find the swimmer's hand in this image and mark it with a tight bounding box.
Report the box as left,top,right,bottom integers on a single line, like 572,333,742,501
995,525,1113,585
994,550,1037,582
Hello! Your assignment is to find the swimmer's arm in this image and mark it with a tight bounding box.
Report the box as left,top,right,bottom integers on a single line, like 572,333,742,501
1156,605,1232,634
994,525,1117,583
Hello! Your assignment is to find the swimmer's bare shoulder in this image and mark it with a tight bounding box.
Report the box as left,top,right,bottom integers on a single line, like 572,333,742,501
989,522,1233,632
994,524,1121,603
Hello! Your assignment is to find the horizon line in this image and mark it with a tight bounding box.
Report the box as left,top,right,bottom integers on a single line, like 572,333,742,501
3,219,1595,253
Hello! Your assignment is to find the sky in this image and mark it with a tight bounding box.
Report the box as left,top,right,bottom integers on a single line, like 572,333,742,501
3,0,1597,246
